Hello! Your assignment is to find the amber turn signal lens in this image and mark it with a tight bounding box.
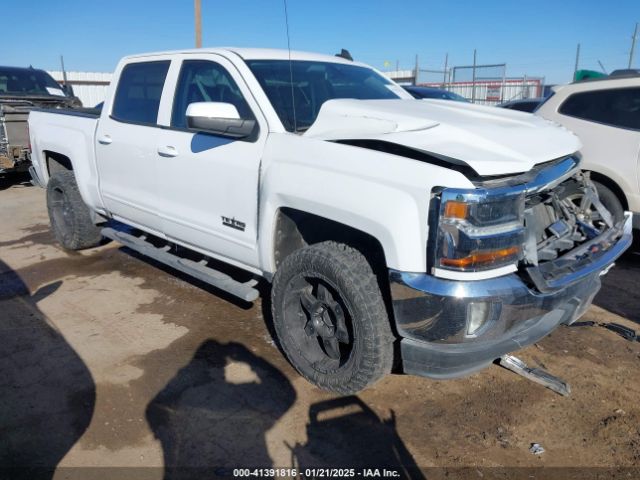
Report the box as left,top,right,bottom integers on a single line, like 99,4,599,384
444,201,468,220
440,246,520,269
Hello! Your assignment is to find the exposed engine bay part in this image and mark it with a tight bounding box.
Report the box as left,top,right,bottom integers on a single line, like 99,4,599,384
522,172,617,267
499,354,571,396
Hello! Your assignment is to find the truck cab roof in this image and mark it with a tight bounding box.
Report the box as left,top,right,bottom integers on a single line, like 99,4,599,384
122,47,362,66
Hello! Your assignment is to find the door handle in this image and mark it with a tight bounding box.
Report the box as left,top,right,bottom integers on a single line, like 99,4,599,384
157,145,179,158
98,135,112,145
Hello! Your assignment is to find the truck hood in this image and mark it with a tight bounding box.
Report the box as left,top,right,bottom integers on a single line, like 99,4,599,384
303,99,581,176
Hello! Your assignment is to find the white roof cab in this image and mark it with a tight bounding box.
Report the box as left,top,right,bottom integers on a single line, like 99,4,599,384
536,75,640,229
27,48,632,394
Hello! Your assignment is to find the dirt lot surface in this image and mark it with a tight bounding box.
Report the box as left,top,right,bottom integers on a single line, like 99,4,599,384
1,177,639,479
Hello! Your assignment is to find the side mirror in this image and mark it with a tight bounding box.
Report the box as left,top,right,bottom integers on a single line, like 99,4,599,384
186,102,256,138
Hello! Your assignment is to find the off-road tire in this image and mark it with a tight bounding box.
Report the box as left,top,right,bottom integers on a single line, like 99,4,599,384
47,170,102,250
271,241,395,394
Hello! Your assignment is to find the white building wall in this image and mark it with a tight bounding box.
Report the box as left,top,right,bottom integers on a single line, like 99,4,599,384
48,71,113,107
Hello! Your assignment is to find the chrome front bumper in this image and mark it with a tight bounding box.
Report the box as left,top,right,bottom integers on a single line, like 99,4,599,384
390,213,633,380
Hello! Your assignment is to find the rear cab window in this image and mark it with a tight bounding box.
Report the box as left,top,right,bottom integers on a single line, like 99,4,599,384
558,87,640,130
111,61,171,125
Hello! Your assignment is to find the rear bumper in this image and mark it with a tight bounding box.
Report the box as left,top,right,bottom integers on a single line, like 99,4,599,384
390,213,632,380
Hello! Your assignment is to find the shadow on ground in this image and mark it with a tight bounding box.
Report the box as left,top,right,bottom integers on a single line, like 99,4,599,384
596,234,640,323
146,340,296,478
291,396,425,479
0,173,32,191
147,340,423,479
0,259,95,479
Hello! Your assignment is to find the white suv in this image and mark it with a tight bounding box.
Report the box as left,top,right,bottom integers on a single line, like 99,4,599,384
536,74,640,229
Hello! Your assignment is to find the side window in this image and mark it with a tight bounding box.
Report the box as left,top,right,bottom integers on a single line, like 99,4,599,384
171,60,253,129
559,87,640,130
112,61,170,124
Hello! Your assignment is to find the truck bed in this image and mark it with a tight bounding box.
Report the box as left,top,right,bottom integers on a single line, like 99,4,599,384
28,109,102,209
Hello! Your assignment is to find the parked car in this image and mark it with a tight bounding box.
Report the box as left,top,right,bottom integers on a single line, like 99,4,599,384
28,48,631,394
403,85,469,102
0,66,81,175
498,97,545,113
536,74,640,229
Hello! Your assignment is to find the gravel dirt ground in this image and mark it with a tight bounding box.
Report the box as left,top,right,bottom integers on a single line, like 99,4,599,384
1,176,639,479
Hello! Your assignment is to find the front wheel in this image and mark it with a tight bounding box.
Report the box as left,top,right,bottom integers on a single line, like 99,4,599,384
271,241,395,394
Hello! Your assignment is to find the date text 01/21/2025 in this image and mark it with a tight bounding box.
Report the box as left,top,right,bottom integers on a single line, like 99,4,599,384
232,468,402,477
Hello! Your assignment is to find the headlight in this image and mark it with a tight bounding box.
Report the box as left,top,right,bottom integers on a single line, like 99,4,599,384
433,188,525,273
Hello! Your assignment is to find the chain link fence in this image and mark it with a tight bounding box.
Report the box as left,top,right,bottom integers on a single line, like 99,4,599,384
387,62,546,106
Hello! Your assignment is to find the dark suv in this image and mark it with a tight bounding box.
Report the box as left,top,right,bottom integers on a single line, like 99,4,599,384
0,66,81,174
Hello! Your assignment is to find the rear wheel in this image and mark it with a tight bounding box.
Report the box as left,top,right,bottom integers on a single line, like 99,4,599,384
47,170,102,250
271,241,394,394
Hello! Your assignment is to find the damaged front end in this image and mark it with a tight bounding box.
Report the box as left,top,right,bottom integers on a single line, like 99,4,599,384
389,155,632,380
521,171,628,292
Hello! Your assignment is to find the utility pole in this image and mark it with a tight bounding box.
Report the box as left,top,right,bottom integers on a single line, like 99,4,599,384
573,43,580,81
195,0,202,48
414,54,419,85
629,22,638,68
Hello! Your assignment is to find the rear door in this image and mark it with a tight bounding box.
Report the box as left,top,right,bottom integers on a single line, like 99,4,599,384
154,54,268,268
95,58,171,233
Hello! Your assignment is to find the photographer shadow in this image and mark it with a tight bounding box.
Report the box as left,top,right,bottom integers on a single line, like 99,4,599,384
0,260,95,479
291,396,425,480
146,340,296,478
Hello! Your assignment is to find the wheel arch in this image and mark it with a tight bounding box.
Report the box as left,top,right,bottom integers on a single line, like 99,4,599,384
272,207,388,275
44,150,74,175
587,170,629,211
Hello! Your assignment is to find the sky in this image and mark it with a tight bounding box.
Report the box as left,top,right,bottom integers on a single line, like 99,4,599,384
4,0,639,84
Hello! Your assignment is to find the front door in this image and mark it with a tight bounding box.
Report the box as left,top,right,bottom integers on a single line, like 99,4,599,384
154,55,267,268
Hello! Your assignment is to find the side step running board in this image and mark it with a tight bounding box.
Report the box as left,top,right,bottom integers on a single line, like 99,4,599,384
101,227,260,302
499,354,571,397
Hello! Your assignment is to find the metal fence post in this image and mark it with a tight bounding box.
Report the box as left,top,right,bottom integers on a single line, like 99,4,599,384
472,49,477,103
443,53,448,89
500,64,506,103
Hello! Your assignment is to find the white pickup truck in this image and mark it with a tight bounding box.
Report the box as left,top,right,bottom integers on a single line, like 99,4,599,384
28,48,632,394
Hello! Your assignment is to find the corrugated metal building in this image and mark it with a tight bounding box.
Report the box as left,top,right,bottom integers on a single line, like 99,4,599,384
48,71,113,107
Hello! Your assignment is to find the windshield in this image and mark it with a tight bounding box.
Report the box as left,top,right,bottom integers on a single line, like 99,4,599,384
0,68,65,97
246,60,402,132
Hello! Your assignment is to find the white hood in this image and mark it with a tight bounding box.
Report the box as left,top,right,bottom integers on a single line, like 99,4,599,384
303,99,582,176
